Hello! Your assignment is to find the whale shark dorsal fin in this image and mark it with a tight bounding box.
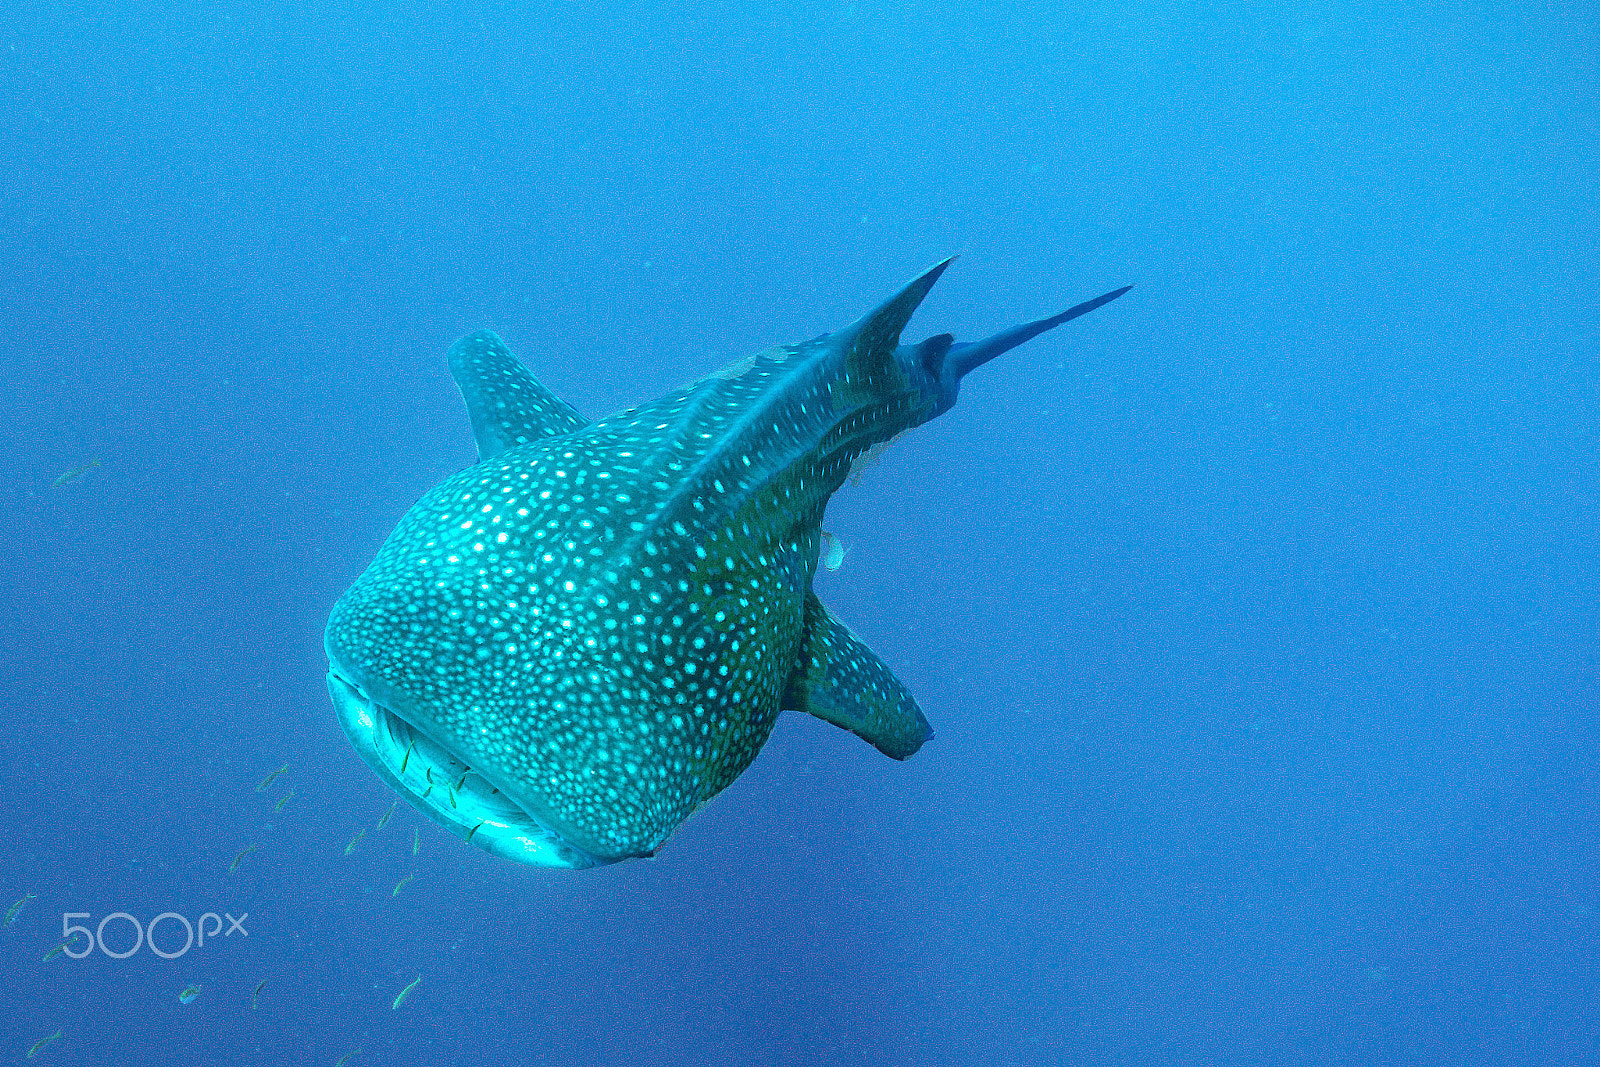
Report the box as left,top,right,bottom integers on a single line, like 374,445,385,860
783,592,932,760
447,330,590,460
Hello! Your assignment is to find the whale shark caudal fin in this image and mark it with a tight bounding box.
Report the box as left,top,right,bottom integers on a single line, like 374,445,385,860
831,257,956,376
447,330,590,460
946,284,1133,380
782,592,932,760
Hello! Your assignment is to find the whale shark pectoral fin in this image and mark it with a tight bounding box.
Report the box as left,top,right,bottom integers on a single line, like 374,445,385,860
783,592,932,760
447,330,591,460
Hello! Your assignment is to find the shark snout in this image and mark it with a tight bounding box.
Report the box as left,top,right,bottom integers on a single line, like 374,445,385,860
324,660,604,870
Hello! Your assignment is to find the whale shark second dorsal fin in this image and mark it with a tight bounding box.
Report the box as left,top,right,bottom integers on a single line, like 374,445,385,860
782,592,932,760
448,330,590,460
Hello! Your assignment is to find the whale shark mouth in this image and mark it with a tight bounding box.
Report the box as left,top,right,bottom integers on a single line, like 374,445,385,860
325,668,600,869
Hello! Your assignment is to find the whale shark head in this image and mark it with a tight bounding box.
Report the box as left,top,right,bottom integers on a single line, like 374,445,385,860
324,261,1129,868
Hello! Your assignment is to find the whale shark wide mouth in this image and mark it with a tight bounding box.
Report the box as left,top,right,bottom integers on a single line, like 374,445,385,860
326,668,600,869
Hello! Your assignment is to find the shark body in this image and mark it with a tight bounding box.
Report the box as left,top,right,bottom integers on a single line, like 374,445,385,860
325,260,1128,868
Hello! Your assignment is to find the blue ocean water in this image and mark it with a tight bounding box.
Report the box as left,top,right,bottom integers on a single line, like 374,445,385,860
1,1,1595,1063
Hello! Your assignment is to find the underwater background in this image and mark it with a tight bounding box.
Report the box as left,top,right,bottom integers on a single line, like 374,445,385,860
1,1,1595,1064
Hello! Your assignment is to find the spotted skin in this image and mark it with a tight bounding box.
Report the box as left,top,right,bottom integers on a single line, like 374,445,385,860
326,261,1128,868
448,330,589,452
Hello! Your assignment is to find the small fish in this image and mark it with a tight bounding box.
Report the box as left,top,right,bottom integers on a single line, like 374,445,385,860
819,530,848,572
178,984,202,1005
255,762,289,792
274,789,296,813
343,828,366,856
411,827,420,856
51,459,99,488
376,800,398,829
42,933,83,962
392,873,415,898
250,978,266,1008
847,439,895,487
334,1049,361,1067
228,844,257,873
392,974,422,1010
4,892,37,925
25,1029,61,1059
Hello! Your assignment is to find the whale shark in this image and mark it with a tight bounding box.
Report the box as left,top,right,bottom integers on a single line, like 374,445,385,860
325,260,1129,868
